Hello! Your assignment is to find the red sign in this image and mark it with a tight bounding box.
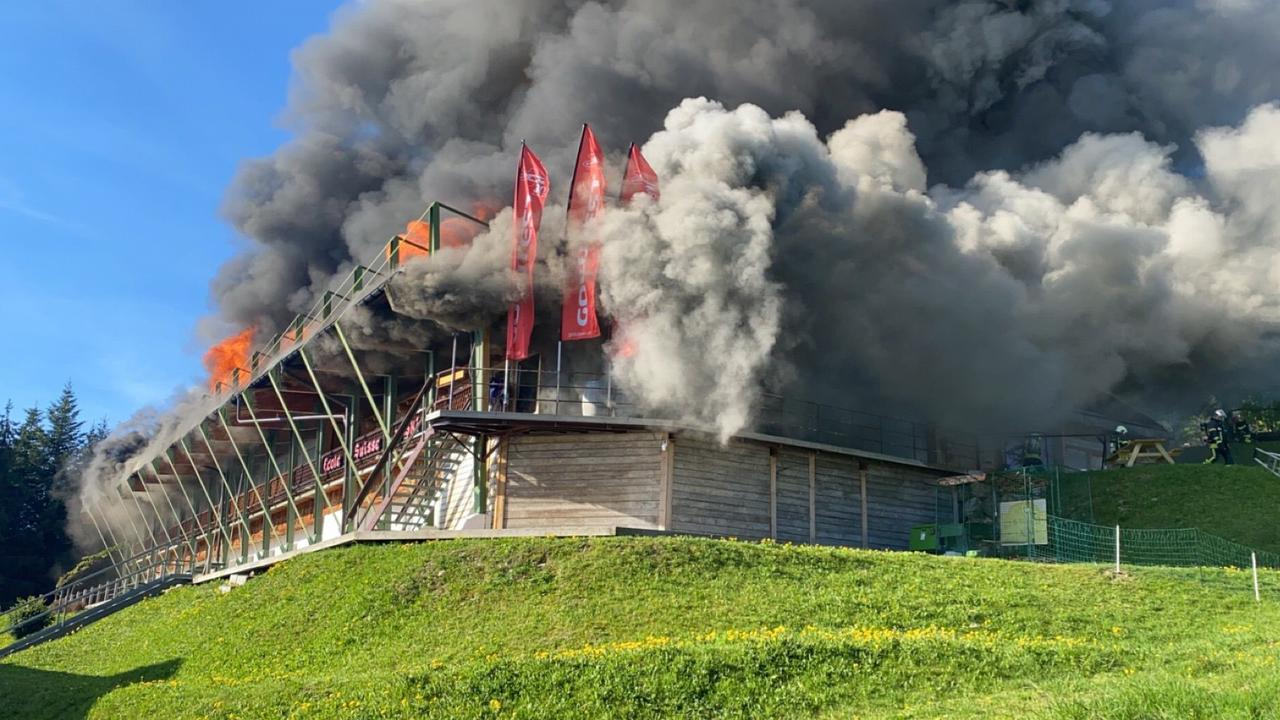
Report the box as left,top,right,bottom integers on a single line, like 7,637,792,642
620,143,659,204
507,144,550,361
561,125,607,342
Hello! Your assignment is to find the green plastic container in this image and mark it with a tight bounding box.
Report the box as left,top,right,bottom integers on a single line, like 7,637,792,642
909,523,939,551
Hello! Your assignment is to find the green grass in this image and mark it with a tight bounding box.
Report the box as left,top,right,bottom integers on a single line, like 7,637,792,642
3,537,1280,718
1073,463,1280,553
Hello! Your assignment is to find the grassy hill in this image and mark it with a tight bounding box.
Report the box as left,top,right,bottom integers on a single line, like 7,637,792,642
4,537,1280,719
1068,462,1280,554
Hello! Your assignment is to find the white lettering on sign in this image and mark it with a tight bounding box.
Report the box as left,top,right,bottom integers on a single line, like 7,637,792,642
322,452,344,474
575,247,590,326
353,436,382,462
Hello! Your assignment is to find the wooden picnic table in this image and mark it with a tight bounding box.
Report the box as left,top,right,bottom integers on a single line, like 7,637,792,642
1106,438,1180,467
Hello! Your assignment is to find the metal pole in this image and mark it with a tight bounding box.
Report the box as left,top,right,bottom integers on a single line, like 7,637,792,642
161,450,232,570
110,490,149,560
298,347,358,535
449,334,458,409
88,502,129,561
265,369,335,514
502,359,510,412
1115,525,1121,573
193,428,256,562
334,322,390,441
160,453,215,560
214,409,287,552
83,507,121,566
234,398,311,547
555,341,562,414
127,479,176,574
125,478,165,548
145,461,199,566
1253,552,1261,602
176,439,239,568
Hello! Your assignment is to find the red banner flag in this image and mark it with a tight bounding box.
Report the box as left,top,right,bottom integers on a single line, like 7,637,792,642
620,143,660,204
610,144,660,359
561,125,607,342
506,144,550,361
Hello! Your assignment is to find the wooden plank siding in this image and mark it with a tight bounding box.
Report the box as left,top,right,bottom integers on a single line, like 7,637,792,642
863,463,938,549
503,432,665,530
814,454,861,545
416,428,947,548
670,437,771,538
775,448,812,543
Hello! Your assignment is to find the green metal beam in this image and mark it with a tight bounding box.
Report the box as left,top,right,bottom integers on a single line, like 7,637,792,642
298,347,359,531
238,393,314,545
144,460,200,561
110,489,149,557
124,478,165,548
213,409,286,552
265,368,333,514
178,437,243,555
333,321,390,441
83,506,124,567
194,426,258,563
161,448,235,569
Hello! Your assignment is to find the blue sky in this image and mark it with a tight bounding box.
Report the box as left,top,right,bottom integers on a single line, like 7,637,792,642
0,1,344,426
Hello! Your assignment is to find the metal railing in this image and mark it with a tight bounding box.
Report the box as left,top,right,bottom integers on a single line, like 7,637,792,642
463,365,934,463
1,537,204,641
211,202,489,399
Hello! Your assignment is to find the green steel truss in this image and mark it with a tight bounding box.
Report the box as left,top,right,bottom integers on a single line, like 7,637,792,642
89,202,489,577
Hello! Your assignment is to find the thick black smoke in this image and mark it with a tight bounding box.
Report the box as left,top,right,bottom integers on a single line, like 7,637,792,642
206,0,1280,435
69,0,1280,546
211,0,1280,340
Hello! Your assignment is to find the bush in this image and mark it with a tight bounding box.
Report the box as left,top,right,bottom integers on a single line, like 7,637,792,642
5,596,51,640
56,547,115,589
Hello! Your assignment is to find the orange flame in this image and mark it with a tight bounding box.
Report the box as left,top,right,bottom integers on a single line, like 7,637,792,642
440,199,500,248
204,327,256,391
439,217,481,249
471,199,499,222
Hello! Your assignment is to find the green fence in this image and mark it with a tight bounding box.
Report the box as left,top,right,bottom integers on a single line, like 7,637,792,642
1015,516,1280,570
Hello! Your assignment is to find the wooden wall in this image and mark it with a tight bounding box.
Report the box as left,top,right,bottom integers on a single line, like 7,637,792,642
668,437,945,549
502,432,665,530
863,463,938,549
814,453,861,546
670,437,771,537
775,448,812,543
489,429,946,550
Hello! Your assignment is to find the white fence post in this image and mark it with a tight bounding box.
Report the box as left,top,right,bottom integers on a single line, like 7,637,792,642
1114,525,1121,573
1252,552,1260,603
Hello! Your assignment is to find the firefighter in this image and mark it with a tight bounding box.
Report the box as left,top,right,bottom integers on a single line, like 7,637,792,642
1112,425,1130,459
1203,409,1233,465
1231,410,1255,445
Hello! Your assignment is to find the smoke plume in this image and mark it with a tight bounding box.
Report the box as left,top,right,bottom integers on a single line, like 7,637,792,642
203,0,1280,427
73,0,1280,542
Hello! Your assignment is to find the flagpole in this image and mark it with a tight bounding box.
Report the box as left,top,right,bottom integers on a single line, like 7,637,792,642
560,124,588,321
555,124,589,401
620,143,636,202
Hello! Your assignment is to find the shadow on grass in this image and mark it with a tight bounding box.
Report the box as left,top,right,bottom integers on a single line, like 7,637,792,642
0,659,181,720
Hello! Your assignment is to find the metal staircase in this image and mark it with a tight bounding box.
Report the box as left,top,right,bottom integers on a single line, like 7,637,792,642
360,431,470,531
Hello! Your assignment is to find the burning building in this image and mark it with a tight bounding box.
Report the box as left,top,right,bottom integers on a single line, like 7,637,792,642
75,186,972,587
59,0,1280,592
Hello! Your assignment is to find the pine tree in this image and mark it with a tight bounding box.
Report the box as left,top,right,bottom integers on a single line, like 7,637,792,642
45,383,84,470
0,403,14,572
0,386,84,606
2,406,47,602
